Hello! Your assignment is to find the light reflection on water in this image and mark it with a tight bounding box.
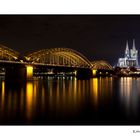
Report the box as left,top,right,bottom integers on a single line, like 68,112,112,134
1,81,4,112
119,77,139,117
26,82,33,120
0,77,140,124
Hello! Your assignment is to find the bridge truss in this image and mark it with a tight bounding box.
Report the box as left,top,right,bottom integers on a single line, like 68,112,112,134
91,60,113,70
0,44,20,61
26,48,92,68
0,44,113,71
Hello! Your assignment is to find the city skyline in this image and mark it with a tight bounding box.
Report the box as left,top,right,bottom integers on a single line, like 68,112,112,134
0,15,140,66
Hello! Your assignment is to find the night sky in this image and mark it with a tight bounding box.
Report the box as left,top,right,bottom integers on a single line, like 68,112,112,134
0,15,140,66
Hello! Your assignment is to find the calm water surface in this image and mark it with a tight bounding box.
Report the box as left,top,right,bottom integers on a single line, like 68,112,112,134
0,76,140,125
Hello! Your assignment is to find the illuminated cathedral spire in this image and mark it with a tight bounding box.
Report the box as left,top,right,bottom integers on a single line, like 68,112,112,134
125,40,129,58
132,38,136,50
118,39,139,67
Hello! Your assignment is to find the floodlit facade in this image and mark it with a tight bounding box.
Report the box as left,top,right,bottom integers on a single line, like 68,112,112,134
117,39,139,67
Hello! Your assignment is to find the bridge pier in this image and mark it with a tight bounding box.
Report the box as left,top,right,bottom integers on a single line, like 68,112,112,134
26,65,33,80
5,65,33,82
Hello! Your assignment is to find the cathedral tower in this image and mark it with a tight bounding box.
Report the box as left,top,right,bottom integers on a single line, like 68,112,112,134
130,39,138,66
118,39,139,67
125,41,130,58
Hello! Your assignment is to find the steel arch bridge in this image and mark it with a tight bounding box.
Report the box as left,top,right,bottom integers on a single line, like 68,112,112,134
0,44,113,71
0,44,20,61
91,60,113,70
25,48,92,68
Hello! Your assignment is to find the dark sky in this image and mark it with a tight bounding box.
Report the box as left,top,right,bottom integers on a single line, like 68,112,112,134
0,15,140,65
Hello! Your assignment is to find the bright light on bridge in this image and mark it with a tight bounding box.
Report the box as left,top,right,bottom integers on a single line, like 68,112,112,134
92,70,97,76
26,65,33,79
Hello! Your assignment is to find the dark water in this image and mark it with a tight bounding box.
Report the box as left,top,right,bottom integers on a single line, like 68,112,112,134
0,76,140,125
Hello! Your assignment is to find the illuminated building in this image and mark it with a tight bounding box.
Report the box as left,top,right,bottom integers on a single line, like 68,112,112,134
117,39,139,67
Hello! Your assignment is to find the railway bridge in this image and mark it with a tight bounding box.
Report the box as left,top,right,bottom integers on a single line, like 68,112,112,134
0,44,113,80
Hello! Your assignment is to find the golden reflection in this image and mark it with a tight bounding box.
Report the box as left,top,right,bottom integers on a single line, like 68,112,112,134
91,78,98,107
109,77,113,96
105,77,109,96
120,77,132,114
70,80,75,107
77,80,81,102
56,79,60,109
82,80,85,96
48,77,86,115
49,81,53,110
62,79,66,107
99,77,102,94
33,81,37,109
1,80,5,112
26,65,33,79
73,78,77,105
68,79,71,99
41,84,45,111
26,81,33,120
90,77,113,108
2,81,5,105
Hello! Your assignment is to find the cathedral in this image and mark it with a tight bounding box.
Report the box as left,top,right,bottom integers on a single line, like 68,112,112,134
117,39,139,67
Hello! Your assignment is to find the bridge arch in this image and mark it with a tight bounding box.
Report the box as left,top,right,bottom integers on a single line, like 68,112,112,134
91,60,113,70
0,44,20,61
26,48,92,68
